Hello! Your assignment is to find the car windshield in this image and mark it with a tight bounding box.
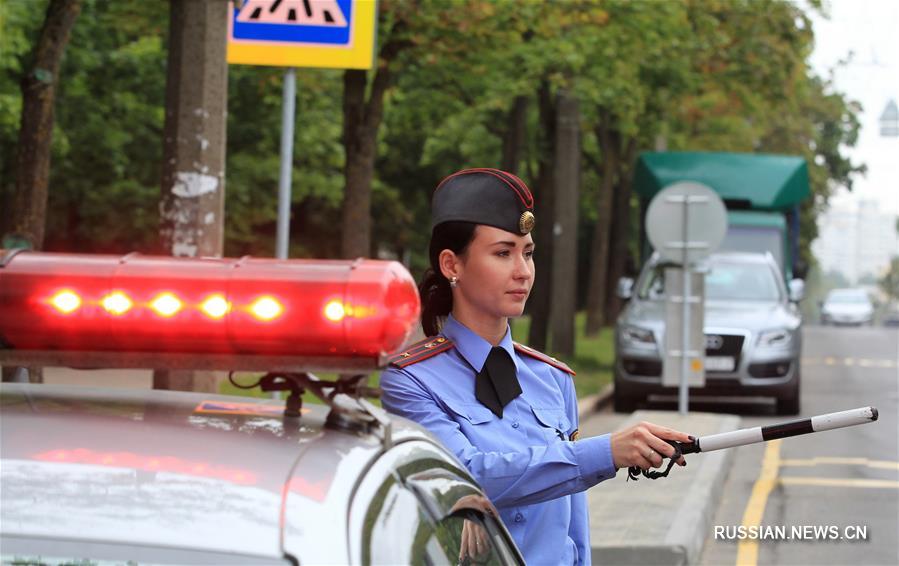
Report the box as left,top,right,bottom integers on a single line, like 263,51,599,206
826,290,870,304
638,260,782,302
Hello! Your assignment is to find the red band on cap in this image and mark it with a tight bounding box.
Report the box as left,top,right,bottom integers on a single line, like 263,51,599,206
436,168,534,209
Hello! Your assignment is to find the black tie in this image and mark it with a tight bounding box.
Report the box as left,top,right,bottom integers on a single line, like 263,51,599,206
475,347,522,419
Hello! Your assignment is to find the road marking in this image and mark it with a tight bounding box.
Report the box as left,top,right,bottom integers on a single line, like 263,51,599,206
780,457,899,471
736,439,781,566
779,477,899,489
802,357,896,369
736,447,896,565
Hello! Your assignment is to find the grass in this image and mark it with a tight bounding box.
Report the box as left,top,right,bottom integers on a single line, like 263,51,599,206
510,313,615,399
219,312,615,401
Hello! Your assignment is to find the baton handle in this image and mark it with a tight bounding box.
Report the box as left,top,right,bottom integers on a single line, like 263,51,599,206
694,406,878,453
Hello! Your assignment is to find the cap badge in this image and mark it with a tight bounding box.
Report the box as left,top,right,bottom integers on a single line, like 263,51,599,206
519,211,535,234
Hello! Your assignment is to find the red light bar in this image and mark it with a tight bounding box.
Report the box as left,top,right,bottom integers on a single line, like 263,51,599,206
0,251,420,368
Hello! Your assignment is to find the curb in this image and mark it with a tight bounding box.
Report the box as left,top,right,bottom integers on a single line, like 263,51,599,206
586,410,741,565
577,382,614,418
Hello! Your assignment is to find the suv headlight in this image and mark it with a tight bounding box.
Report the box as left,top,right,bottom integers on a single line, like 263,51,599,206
756,328,794,349
620,325,656,347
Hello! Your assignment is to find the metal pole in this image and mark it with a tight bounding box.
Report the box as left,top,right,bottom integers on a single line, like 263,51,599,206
275,68,296,260
273,68,296,399
679,198,690,415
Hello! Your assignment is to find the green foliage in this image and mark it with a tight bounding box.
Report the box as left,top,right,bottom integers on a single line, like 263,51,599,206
880,257,899,301
1,0,862,291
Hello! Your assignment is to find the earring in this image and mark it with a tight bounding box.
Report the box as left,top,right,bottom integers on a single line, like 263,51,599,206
449,276,458,289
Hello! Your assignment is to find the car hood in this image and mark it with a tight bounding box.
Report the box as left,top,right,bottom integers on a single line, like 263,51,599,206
621,298,800,332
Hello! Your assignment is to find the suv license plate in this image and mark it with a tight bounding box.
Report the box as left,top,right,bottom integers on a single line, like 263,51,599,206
705,356,735,372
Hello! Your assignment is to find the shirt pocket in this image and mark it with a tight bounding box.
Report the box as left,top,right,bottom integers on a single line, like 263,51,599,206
442,398,495,425
531,406,571,444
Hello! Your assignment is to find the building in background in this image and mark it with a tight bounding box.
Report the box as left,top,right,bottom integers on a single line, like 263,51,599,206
813,200,899,284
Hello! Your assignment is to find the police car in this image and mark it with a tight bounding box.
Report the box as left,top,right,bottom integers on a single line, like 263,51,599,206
0,250,524,565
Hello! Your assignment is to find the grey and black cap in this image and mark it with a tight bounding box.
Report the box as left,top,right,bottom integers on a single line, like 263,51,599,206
431,168,535,235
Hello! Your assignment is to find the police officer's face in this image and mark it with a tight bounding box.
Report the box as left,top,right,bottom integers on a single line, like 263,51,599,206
450,225,535,320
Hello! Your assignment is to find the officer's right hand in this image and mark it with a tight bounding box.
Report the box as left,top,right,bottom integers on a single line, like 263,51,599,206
610,421,692,470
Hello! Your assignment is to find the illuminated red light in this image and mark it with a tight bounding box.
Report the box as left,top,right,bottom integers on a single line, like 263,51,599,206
200,294,230,319
150,292,183,317
1,252,421,359
49,290,81,314
323,300,345,322
101,291,133,315
250,296,283,321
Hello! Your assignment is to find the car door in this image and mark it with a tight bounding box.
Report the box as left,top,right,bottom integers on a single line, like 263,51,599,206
348,440,523,565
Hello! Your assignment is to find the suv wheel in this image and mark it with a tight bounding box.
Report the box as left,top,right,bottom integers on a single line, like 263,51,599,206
613,389,637,413
776,371,801,415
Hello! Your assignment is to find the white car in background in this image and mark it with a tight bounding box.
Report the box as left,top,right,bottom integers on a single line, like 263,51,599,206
820,288,874,326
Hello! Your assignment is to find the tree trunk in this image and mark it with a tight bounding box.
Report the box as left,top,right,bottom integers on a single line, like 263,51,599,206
158,0,228,259
501,95,528,175
604,137,638,322
526,80,556,351
584,111,619,336
340,37,403,259
548,89,580,358
1,0,82,384
154,0,229,393
6,0,82,251
340,70,375,258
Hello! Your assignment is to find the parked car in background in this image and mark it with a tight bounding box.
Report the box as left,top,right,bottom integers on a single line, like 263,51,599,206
820,288,874,326
614,252,803,415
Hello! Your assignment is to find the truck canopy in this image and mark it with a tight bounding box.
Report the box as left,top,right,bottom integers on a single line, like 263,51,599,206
633,151,809,210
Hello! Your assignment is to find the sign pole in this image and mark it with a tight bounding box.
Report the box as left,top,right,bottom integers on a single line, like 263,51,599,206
275,67,296,261
679,198,690,415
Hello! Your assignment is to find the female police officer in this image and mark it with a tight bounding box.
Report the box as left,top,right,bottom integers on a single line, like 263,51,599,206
380,168,690,565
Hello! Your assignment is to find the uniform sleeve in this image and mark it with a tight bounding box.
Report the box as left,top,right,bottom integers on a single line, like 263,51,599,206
380,365,617,509
561,370,604,565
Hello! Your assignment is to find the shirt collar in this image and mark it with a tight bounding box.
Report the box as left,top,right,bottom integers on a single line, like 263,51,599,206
442,314,516,372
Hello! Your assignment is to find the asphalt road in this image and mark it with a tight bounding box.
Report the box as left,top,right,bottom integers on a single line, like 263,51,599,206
698,324,898,566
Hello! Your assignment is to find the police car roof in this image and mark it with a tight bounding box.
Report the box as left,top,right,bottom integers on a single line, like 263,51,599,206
0,383,429,564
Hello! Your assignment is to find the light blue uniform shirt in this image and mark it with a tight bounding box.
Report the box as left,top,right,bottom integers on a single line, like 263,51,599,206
380,315,618,565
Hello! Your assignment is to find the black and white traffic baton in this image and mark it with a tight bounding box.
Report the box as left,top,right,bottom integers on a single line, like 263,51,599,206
628,406,879,481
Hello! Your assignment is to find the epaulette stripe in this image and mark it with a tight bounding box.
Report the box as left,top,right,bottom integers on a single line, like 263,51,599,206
388,336,454,367
513,342,576,376
387,336,444,364
391,342,454,367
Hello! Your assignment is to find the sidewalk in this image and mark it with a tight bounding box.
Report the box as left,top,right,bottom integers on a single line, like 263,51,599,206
580,409,741,565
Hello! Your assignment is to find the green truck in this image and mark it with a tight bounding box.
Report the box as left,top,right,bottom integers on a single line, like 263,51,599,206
633,151,810,280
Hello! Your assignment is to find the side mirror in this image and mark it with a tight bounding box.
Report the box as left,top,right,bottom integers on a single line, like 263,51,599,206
617,277,634,300
788,279,805,303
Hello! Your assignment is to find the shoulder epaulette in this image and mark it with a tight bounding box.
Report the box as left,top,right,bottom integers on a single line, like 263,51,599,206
513,341,576,376
388,336,455,368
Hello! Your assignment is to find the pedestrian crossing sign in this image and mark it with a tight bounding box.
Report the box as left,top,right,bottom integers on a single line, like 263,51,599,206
227,0,377,69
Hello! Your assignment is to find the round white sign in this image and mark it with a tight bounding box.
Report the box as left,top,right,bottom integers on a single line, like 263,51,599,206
646,182,728,264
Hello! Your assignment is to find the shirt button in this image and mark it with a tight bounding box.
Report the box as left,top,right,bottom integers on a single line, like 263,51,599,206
512,421,520,429
514,513,524,523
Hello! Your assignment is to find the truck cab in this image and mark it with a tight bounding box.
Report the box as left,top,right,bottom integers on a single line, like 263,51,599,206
633,151,811,281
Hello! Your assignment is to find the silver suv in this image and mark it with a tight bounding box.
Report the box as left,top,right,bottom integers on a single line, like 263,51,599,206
1,380,524,565
614,252,802,414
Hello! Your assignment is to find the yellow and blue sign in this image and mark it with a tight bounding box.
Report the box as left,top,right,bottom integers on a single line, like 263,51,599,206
227,0,377,70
